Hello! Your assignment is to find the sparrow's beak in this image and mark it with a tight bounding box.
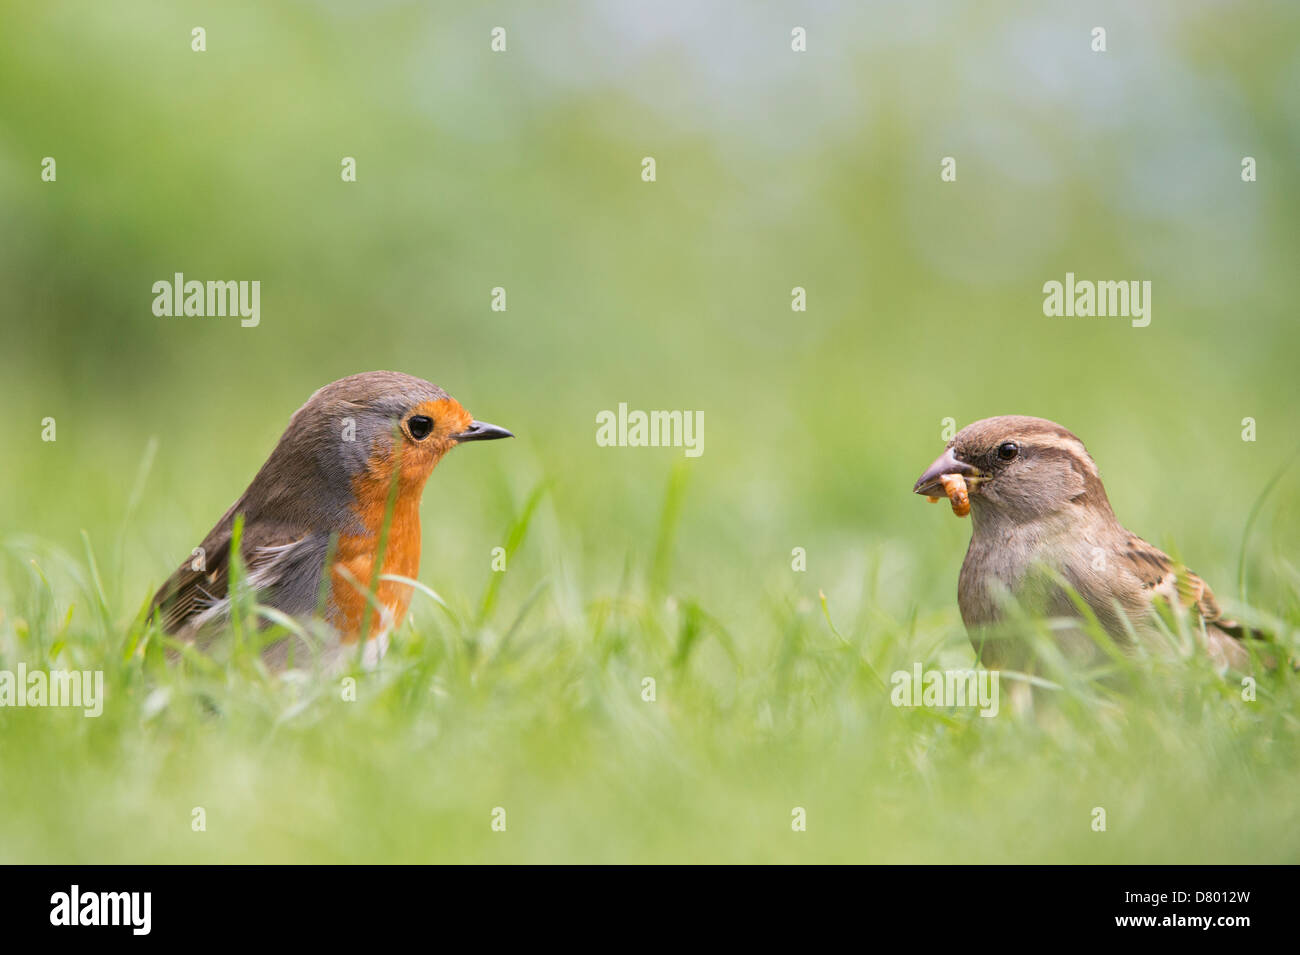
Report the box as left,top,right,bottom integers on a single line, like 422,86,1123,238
453,420,514,443
912,447,982,497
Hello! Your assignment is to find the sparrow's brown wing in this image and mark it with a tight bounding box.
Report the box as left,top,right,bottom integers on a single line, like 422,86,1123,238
1120,534,1249,638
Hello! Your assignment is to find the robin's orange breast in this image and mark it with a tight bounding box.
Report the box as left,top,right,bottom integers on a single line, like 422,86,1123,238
328,451,428,642
330,498,423,644
325,398,472,647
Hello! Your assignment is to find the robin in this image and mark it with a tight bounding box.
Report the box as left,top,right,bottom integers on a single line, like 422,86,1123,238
148,371,512,667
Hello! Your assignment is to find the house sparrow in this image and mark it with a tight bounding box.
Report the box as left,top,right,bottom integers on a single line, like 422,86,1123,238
912,415,1253,672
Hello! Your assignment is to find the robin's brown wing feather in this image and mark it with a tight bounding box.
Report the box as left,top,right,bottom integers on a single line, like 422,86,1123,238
149,518,324,635
149,528,233,634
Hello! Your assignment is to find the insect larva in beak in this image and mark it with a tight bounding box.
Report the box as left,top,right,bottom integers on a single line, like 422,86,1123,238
941,473,970,517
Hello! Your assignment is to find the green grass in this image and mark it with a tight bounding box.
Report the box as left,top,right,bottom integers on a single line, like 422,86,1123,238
1,472,1297,865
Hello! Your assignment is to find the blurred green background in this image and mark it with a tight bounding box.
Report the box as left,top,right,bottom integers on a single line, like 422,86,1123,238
1,1,1298,863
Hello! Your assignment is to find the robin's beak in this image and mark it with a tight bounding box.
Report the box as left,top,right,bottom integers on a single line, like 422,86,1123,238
453,420,514,443
912,447,983,497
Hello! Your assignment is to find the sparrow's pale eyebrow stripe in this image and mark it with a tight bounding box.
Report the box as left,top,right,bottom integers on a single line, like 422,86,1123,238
1026,432,1098,475
1020,439,1111,508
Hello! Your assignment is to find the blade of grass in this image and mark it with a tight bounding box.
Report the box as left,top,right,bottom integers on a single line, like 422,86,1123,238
79,530,113,637
650,462,690,595
477,481,548,625
1237,443,1298,605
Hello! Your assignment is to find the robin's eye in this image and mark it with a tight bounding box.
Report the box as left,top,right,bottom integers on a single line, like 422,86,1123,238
997,441,1019,461
408,415,434,440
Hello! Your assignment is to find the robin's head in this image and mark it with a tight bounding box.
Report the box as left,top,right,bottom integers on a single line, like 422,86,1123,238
252,371,512,525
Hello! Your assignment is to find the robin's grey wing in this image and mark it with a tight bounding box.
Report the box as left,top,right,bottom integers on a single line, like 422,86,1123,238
148,523,234,635
149,520,330,636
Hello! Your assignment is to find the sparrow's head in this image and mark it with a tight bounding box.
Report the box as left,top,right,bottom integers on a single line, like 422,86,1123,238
912,415,1111,523
254,371,512,522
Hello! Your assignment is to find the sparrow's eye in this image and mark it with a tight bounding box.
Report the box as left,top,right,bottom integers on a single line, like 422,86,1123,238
408,415,434,440
997,441,1019,461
